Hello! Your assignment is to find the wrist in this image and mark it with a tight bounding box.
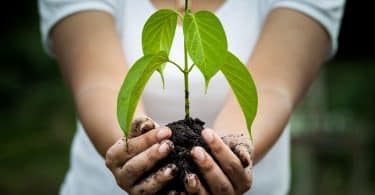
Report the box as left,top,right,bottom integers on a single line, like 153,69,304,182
250,86,293,164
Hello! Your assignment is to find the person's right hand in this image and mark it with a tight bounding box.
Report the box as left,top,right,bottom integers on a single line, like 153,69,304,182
105,117,177,194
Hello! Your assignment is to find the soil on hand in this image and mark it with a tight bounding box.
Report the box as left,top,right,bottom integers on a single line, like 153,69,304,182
155,117,211,194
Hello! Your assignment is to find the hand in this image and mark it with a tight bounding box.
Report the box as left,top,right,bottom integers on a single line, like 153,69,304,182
184,129,253,195
105,117,177,194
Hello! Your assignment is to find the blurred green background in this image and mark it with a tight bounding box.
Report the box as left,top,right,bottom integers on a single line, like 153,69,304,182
0,1,373,195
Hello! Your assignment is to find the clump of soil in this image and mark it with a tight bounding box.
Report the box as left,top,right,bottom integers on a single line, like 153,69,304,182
156,117,211,194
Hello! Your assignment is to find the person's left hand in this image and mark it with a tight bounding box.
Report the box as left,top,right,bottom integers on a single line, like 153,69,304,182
183,129,253,195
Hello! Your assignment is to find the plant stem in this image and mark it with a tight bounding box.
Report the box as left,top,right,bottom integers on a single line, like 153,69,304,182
184,43,190,119
185,0,188,11
184,0,190,119
168,60,184,73
188,64,195,73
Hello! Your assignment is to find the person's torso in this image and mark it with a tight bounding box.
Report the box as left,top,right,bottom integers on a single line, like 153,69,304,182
61,1,290,195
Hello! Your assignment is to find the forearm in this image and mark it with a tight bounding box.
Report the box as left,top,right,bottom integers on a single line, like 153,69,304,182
214,89,292,164
214,8,330,164
51,11,145,157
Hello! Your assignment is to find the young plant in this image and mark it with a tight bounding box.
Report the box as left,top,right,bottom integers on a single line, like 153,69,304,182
117,1,257,144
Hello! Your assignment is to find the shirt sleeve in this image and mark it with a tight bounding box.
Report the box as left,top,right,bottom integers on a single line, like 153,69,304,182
38,0,118,57
267,0,346,59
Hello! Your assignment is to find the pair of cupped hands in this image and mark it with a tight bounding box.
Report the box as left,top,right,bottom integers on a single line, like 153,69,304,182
105,117,253,195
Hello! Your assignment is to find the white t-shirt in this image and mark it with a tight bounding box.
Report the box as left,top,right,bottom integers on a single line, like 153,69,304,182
38,1,345,194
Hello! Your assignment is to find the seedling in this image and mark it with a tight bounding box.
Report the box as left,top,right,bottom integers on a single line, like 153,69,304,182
117,0,258,192
118,0,257,142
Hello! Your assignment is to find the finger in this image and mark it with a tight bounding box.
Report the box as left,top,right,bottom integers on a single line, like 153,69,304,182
105,137,127,172
233,143,252,168
106,127,172,172
167,190,178,195
202,129,252,192
118,140,174,188
244,166,253,190
184,172,209,195
167,191,186,195
191,146,234,195
221,133,253,167
126,126,172,159
131,164,177,194
129,116,158,138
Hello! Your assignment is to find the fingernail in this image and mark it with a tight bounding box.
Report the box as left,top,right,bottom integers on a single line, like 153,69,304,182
187,174,196,187
157,127,171,140
159,142,170,154
192,147,205,162
164,164,176,176
202,129,214,143
167,190,178,195
164,167,172,176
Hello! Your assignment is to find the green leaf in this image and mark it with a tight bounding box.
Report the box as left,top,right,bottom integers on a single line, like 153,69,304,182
142,9,178,80
221,52,258,139
117,52,168,138
142,9,178,55
183,11,227,89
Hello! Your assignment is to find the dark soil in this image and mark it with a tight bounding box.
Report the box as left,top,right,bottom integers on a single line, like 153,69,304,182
155,117,211,194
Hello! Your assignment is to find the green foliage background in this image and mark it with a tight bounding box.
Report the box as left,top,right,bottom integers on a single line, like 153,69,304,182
0,2,373,195
0,2,75,194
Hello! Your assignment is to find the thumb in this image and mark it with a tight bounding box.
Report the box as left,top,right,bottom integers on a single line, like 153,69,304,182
129,116,159,138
